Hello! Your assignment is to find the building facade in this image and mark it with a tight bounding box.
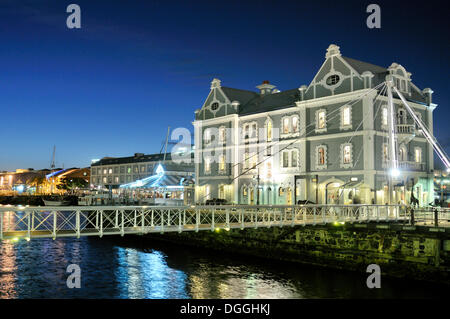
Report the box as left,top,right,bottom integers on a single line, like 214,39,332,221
90,152,194,189
193,44,436,206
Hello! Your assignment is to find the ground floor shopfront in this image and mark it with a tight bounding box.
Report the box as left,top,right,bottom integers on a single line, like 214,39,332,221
196,171,434,207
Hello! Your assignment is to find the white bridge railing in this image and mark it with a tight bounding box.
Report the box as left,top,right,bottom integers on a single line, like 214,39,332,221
0,204,411,240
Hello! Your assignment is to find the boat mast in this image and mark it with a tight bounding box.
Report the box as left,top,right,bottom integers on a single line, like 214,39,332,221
163,126,170,162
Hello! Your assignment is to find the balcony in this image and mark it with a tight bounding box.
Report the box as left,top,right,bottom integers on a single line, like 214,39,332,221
395,124,416,144
398,161,425,171
382,161,425,171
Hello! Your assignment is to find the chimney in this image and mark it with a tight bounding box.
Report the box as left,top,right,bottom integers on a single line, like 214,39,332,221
423,88,433,105
256,80,276,95
298,85,307,100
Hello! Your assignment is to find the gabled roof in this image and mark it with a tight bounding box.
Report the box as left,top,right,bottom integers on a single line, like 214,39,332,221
219,87,300,116
342,56,387,75
221,87,259,106
238,89,300,115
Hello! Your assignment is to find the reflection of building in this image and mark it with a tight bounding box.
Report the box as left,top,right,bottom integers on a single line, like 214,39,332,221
194,44,435,206
90,152,195,205
434,170,450,207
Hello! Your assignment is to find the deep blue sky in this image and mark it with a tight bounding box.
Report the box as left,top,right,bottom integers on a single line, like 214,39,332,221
0,0,448,170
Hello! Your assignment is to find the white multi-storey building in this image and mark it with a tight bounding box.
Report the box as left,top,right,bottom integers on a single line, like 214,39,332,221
193,44,435,206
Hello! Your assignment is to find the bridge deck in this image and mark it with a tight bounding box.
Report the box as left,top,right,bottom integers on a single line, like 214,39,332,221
0,204,447,240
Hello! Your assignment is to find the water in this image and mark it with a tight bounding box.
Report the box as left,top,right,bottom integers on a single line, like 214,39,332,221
0,235,447,299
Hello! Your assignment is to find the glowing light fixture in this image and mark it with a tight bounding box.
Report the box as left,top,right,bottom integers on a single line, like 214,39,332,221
390,168,400,177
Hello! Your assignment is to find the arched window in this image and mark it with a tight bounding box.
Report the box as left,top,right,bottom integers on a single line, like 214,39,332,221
282,117,290,134
278,187,285,197
243,186,248,197
399,145,407,162
292,116,299,133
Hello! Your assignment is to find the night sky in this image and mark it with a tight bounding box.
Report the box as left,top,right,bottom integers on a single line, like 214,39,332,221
0,0,449,171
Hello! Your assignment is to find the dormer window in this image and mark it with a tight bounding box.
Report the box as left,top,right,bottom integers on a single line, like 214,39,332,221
326,74,340,86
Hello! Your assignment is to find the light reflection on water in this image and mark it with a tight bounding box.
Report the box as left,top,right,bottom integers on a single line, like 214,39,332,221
0,236,447,299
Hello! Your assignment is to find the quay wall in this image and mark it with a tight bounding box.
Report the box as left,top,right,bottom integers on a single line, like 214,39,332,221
146,222,450,284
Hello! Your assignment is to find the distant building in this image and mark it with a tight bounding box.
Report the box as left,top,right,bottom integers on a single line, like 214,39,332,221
90,152,195,205
193,44,435,206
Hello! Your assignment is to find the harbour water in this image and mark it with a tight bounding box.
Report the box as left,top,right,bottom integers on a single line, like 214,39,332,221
0,235,447,299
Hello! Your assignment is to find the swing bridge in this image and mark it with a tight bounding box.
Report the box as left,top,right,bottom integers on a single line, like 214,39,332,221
0,204,448,240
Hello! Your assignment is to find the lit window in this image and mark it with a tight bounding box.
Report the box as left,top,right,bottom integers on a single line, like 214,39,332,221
343,145,351,164
316,110,326,131
205,185,211,200
278,187,284,196
382,107,388,127
342,106,351,127
219,155,226,172
204,129,211,144
316,145,327,170
292,116,299,132
383,144,388,163
103,169,107,175
204,157,211,173
267,120,272,142
243,186,248,197
219,126,226,143
415,148,422,163
318,147,325,165
283,118,290,134
340,143,353,168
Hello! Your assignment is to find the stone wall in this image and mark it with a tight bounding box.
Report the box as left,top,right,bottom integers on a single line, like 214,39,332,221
146,223,450,284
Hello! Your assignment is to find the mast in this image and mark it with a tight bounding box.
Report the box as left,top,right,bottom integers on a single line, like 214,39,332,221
50,145,56,169
163,126,170,162
386,76,398,205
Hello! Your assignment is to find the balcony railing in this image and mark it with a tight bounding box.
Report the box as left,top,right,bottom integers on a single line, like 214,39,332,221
398,161,425,171
382,161,425,171
396,124,415,134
